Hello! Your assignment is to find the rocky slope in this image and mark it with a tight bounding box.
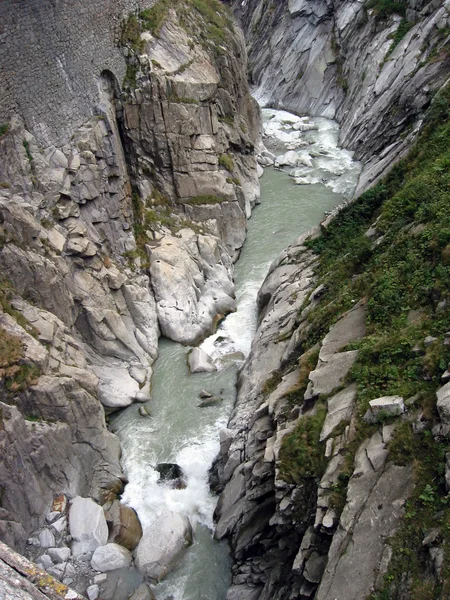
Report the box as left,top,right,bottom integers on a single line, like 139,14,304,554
0,0,260,590
214,85,450,599
233,0,450,193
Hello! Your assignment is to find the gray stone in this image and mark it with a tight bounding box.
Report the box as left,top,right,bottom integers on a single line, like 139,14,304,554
38,529,55,549
320,384,357,441
305,351,359,400
149,230,236,345
39,554,53,570
135,510,193,582
69,497,108,556
90,543,132,572
319,302,366,361
188,348,217,373
437,383,450,425
86,584,100,600
47,547,71,563
51,516,68,534
363,396,405,424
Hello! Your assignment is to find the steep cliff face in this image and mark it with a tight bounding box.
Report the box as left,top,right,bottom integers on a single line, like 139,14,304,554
215,86,450,599
0,0,260,553
233,0,450,193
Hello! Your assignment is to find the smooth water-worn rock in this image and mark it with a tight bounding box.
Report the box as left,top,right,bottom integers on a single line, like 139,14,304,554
188,347,217,373
69,497,108,556
135,510,193,582
149,230,236,345
91,543,132,572
234,0,450,193
103,501,143,551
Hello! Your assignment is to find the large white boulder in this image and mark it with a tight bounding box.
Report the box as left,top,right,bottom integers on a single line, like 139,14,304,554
188,348,216,373
91,543,132,572
135,510,193,582
69,497,108,556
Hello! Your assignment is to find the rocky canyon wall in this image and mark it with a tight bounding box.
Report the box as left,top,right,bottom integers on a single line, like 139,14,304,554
0,0,260,554
233,0,450,193
214,2,450,599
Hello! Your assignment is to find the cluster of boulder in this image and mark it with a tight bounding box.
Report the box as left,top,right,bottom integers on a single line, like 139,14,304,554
24,494,195,599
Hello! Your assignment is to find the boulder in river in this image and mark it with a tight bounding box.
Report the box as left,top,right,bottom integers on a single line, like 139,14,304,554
135,510,193,582
139,406,151,418
155,463,187,489
103,500,143,551
199,396,223,408
187,348,216,373
199,389,213,399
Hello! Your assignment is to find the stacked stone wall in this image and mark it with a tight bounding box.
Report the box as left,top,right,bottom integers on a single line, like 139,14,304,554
0,0,156,147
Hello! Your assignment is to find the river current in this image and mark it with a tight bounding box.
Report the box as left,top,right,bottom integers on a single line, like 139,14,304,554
111,111,361,599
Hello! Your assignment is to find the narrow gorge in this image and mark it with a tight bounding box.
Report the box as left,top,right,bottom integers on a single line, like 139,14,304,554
0,1,449,599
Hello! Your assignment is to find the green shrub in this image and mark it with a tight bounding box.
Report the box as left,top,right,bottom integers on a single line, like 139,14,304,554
0,124,10,138
218,153,235,172
366,0,407,19
278,405,327,484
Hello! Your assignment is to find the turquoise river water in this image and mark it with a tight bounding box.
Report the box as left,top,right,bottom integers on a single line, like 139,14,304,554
111,113,361,599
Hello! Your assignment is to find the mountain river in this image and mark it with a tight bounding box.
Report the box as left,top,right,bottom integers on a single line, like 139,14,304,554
111,110,362,599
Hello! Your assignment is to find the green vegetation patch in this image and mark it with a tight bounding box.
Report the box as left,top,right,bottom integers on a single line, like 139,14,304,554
366,0,407,19
278,404,327,484
218,153,235,172
120,0,233,54
370,426,450,599
293,82,450,595
0,124,10,138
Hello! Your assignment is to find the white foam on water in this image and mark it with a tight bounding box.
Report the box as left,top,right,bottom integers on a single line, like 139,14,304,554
118,414,229,531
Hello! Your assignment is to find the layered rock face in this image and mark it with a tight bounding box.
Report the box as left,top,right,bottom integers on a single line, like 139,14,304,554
233,0,450,192
214,226,445,599
0,0,259,555
121,6,261,260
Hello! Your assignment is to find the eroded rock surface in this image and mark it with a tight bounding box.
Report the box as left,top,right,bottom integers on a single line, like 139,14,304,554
234,0,450,193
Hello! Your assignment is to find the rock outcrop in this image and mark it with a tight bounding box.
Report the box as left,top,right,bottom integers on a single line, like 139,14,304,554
0,0,260,568
213,230,416,599
135,510,193,582
234,0,450,193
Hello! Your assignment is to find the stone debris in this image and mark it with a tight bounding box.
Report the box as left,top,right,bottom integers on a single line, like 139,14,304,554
363,396,405,424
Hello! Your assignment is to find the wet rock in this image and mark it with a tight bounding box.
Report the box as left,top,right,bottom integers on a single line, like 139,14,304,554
155,464,187,489
135,510,193,582
91,542,132,572
139,406,151,418
128,583,157,600
199,396,223,408
104,500,143,551
188,347,217,373
199,389,213,398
